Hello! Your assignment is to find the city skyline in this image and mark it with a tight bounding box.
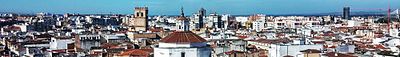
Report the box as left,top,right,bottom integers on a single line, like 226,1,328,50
2,0,400,57
1,0,399,15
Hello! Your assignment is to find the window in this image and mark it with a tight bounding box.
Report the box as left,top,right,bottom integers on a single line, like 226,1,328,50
294,23,301,25
140,12,144,17
312,23,318,25
136,12,144,17
136,13,140,17
277,23,285,25
181,52,185,57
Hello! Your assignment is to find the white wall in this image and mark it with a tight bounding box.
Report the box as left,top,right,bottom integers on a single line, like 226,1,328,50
159,43,191,48
155,47,211,57
269,44,323,57
50,38,73,50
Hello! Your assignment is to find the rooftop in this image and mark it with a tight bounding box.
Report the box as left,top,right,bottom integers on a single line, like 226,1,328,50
159,31,206,43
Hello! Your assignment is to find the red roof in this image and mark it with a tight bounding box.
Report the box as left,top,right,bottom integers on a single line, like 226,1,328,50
51,49,66,53
375,44,387,49
118,49,151,56
160,31,206,43
176,16,187,20
101,43,119,48
328,46,337,48
324,52,357,57
149,27,164,32
238,35,248,39
312,41,325,44
224,50,245,55
300,49,322,53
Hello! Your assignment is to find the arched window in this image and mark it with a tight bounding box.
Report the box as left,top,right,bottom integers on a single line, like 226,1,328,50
140,12,144,17
136,13,140,17
136,12,144,17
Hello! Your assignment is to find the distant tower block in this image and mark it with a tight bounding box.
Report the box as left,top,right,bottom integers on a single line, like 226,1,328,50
198,8,206,28
343,7,351,20
133,7,148,31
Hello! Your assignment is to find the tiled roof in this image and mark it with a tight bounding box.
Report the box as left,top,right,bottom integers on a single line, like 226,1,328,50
34,34,53,38
159,31,206,43
100,43,119,48
300,49,322,53
149,27,163,32
118,49,151,56
176,16,187,20
283,55,294,57
323,52,357,57
133,33,160,39
251,38,292,44
51,49,66,53
224,50,245,55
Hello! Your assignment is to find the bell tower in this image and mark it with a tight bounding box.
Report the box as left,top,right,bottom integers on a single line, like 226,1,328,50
133,7,148,31
176,7,190,31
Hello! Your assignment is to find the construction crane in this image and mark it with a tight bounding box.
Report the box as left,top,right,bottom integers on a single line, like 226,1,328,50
343,0,392,33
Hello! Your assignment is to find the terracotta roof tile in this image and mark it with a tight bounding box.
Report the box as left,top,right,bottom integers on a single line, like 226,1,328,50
160,31,206,43
283,55,294,57
100,43,119,48
133,33,160,39
224,50,245,55
252,38,292,44
300,49,322,53
118,49,151,56
324,52,357,57
149,27,164,32
176,16,187,20
374,44,388,49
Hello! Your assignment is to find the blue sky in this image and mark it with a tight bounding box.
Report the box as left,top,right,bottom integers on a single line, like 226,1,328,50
0,0,399,15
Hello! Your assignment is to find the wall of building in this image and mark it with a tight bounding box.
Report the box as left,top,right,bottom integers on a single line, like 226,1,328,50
50,38,73,50
155,48,211,57
268,44,323,57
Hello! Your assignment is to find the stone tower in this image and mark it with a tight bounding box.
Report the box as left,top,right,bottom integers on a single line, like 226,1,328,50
133,7,148,31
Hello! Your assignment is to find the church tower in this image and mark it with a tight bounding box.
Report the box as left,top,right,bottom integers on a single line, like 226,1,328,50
154,7,211,57
133,7,148,31
176,7,190,31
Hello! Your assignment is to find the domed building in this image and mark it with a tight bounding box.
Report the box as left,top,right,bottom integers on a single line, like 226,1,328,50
154,8,211,57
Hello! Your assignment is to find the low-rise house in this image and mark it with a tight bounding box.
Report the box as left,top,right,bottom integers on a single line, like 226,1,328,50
131,33,160,46
50,37,74,50
102,34,128,43
268,44,323,57
300,49,322,57
117,49,153,57
75,34,102,52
